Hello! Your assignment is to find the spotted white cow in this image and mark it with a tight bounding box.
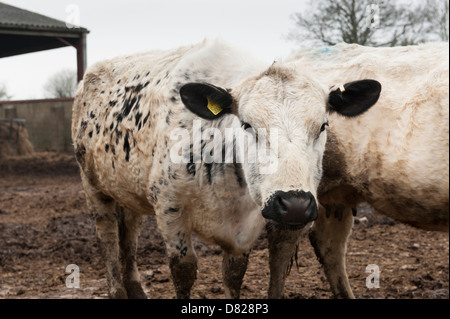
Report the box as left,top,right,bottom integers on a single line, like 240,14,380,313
270,42,448,298
72,39,380,298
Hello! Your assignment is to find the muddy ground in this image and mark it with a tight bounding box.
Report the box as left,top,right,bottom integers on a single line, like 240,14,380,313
0,152,448,299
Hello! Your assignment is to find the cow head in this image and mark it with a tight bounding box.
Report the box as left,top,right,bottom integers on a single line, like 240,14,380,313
180,65,381,229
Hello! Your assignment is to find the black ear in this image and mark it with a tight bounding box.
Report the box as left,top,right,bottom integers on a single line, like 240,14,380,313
328,79,381,117
179,82,234,120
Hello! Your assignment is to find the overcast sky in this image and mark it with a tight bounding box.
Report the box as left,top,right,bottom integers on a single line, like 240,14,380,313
0,0,307,100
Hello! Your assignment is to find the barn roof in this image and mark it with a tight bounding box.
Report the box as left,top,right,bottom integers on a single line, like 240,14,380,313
0,2,89,33
0,2,89,81
0,2,88,34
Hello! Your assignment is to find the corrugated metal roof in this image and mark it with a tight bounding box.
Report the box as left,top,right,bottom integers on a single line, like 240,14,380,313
0,2,88,34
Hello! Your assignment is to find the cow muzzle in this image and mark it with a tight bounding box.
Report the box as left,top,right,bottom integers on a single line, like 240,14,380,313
262,190,318,230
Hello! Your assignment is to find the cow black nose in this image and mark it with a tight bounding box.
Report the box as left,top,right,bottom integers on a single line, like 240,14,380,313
262,190,318,228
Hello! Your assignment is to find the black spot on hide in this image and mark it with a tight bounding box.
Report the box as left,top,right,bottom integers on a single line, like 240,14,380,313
123,131,131,162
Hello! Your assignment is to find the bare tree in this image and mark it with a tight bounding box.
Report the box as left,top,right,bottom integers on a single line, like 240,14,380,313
288,0,449,47
0,83,12,100
44,69,77,98
422,0,449,41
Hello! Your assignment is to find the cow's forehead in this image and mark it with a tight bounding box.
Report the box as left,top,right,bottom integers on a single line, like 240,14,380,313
236,66,328,126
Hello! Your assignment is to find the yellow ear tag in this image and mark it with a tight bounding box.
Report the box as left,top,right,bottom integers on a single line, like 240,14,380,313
207,97,223,116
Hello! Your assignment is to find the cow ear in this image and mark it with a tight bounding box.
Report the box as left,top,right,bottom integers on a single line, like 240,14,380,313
328,79,381,117
180,82,234,120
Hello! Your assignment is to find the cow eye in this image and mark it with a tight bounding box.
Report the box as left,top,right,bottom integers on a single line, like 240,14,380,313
320,121,329,133
241,121,258,140
241,121,252,131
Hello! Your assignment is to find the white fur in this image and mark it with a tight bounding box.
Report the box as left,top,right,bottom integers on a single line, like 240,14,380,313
288,42,449,229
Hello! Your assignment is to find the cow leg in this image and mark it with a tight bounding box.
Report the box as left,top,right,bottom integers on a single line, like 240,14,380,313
267,223,303,298
156,206,197,299
117,205,147,299
85,191,127,299
167,232,197,299
309,204,354,299
222,251,250,299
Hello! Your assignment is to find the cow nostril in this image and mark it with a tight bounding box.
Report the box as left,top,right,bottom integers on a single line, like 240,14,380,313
277,196,288,213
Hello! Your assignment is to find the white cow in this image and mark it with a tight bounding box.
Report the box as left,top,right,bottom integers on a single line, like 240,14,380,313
269,42,449,298
72,39,380,298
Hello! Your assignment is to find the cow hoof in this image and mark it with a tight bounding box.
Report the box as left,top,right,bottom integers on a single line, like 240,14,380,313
109,287,128,299
125,281,147,299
